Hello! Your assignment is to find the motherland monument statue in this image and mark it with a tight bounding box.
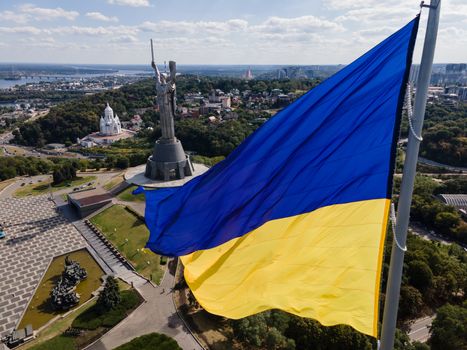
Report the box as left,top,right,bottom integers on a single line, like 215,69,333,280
145,39,194,181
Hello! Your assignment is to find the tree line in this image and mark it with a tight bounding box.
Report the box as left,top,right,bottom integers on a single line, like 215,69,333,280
0,156,135,183
417,103,466,167
393,175,467,244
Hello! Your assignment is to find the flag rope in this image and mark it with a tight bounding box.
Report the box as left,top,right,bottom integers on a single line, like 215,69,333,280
406,83,423,141
390,203,407,252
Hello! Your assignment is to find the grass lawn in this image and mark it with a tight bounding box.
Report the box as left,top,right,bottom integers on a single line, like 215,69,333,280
90,205,163,283
14,176,96,197
103,173,124,191
18,249,104,330
117,185,145,202
4,145,27,156
28,334,75,350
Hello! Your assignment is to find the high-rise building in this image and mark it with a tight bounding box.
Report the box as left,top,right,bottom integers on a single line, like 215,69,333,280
245,67,253,80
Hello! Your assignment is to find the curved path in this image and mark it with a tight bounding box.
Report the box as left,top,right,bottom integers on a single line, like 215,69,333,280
87,259,202,350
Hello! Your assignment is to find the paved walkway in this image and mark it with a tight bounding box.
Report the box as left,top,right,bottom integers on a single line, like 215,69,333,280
0,195,87,337
0,175,202,349
87,260,203,350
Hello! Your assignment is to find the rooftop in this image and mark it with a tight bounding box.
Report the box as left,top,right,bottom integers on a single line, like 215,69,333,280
68,188,113,207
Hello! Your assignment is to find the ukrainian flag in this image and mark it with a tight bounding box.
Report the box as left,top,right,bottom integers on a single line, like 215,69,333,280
140,16,419,337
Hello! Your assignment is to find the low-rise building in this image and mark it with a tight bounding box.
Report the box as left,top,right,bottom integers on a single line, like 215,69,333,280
438,194,467,218
78,104,135,147
68,188,113,218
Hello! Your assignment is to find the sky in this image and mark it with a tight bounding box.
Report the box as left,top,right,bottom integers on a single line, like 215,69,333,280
0,0,466,65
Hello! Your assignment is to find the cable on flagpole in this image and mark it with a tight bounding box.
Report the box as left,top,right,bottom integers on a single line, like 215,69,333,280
390,203,407,252
405,83,423,141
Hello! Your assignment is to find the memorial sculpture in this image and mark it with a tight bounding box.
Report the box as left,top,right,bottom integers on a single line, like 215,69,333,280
145,39,194,181
50,256,87,310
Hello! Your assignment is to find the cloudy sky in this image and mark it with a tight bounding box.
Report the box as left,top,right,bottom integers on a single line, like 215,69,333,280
0,0,465,65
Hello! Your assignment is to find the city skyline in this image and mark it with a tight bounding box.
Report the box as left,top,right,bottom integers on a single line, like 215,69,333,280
0,0,466,65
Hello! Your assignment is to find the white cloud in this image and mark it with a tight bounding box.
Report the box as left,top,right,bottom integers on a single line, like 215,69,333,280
0,26,43,35
140,16,342,36
19,4,79,21
357,26,397,37
110,35,139,43
140,19,248,35
336,6,413,23
253,16,345,33
107,0,150,7
0,10,30,24
86,12,118,23
51,25,139,37
324,0,404,10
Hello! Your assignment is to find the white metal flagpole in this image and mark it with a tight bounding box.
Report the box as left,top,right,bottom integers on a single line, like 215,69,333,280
380,1,441,349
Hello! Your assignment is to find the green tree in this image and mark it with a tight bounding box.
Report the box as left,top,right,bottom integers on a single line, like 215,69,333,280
97,276,120,312
114,332,181,350
115,156,130,169
232,313,268,347
429,302,467,350
407,260,433,293
434,211,460,235
413,342,430,350
398,285,424,320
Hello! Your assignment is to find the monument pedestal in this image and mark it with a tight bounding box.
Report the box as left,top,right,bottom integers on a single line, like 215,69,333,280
125,163,209,188
145,138,194,181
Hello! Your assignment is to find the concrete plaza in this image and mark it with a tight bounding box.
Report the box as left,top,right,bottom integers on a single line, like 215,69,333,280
0,195,86,336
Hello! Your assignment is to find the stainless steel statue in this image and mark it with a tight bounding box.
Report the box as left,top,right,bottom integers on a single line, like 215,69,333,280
152,57,176,141
145,39,194,181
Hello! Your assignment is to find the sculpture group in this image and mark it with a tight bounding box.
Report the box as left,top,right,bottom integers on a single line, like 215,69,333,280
50,256,87,310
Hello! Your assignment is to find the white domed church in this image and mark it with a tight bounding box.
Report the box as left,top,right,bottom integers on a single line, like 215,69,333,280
100,103,122,136
78,103,135,148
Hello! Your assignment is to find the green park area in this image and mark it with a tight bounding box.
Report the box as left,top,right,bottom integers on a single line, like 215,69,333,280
90,205,163,283
117,185,145,202
18,249,104,330
14,176,96,198
24,278,141,350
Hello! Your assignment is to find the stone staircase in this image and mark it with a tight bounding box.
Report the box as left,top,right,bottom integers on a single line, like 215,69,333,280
73,220,146,287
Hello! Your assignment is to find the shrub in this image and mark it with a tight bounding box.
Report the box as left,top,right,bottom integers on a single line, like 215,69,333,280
72,289,141,330
114,332,181,350
97,276,120,312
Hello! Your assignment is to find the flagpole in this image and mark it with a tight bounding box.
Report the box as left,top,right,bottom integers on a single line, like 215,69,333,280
380,1,441,349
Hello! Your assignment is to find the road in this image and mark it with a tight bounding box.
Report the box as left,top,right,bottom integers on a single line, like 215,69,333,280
0,130,14,144
418,157,467,173
408,315,435,343
0,171,121,200
0,109,49,145
409,222,452,246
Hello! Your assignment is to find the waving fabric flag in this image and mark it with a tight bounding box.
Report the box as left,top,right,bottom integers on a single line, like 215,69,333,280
139,16,419,337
